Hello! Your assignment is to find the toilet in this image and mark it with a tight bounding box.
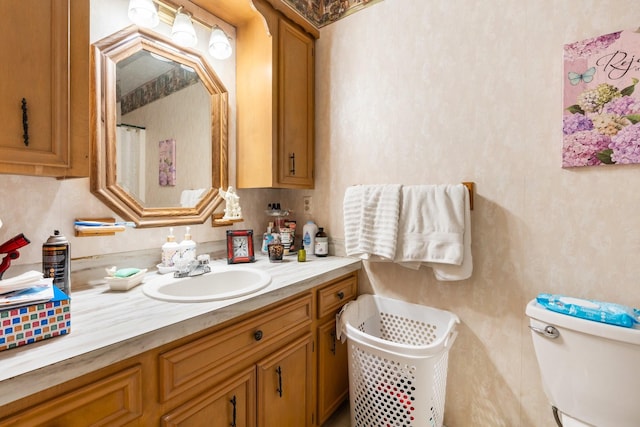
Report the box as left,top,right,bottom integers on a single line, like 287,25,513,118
526,298,640,427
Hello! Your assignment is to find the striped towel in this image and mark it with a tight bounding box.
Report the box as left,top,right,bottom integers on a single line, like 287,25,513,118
343,185,402,261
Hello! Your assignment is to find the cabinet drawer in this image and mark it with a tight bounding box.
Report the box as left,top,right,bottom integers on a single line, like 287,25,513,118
317,273,357,319
159,294,312,402
0,365,142,426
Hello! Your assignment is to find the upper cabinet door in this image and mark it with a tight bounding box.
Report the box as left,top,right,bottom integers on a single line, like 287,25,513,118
277,18,315,188
0,0,89,178
235,0,315,189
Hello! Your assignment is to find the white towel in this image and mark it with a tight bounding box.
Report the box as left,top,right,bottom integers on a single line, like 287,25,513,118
426,186,472,280
180,188,206,207
395,184,466,267
343,184,402,261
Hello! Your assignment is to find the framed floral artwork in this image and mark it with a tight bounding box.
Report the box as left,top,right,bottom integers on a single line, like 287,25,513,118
563,29,640,167
159,139,176,186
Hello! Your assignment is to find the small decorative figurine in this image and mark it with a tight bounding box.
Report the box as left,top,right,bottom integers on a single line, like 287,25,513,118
219,186,243,220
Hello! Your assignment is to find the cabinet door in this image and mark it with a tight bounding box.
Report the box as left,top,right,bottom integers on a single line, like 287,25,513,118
0,0,69,171
317,319,350,425
0,0,89,177
162,367,256,427
277,18,314,188
257,334,314,427
0,365,142,427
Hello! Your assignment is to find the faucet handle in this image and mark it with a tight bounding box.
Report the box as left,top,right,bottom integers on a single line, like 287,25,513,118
197,254,210,265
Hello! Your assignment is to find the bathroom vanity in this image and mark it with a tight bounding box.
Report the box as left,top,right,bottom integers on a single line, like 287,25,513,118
0,256,359,426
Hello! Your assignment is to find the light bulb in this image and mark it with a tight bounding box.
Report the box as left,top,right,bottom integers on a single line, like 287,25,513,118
128,0,159,28
172,11,197,48
208,26,232,60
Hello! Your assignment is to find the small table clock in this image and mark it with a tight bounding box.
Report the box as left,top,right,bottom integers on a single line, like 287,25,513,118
226,230,255,264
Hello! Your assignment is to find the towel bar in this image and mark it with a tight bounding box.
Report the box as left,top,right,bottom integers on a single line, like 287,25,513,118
462,182,474,210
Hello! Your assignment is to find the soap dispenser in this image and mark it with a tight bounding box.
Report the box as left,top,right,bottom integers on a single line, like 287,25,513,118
162,227,179,267
179,226,196,262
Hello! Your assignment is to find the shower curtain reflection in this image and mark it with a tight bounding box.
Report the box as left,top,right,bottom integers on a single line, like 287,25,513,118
117,124,146,204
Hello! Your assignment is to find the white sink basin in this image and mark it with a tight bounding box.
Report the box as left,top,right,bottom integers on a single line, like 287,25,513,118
143,266,272,303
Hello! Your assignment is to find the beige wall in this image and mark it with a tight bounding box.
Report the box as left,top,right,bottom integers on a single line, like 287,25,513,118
309,0,640,425
1,0,640,425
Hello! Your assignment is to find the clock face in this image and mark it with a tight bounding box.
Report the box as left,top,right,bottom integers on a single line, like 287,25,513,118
233,236,248,257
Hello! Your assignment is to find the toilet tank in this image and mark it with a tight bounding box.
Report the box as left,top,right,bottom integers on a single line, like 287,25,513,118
526,299,640,427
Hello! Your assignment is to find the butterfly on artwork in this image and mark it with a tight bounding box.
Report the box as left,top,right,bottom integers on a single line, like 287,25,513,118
568,67,596,85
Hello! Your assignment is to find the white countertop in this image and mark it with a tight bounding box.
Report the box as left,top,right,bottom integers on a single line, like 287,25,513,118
0,255,361,406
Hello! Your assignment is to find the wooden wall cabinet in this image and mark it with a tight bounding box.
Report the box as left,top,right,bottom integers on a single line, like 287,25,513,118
0,0,89,178
235,0,315,189
0,273,358,426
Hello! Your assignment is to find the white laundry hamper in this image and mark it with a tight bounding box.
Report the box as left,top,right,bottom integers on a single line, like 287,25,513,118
338,294,460,427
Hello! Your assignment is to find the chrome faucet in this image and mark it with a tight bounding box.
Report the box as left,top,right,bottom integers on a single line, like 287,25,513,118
174,255,211,278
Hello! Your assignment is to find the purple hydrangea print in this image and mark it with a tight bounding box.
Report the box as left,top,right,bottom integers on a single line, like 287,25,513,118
563,113,593,135
564,32,621,61
562,130,611,167
609,123,640,164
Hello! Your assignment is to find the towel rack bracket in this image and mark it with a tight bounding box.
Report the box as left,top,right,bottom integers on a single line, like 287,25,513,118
462,182,474,210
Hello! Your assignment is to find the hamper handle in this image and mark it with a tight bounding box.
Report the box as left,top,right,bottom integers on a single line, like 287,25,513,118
443,329,458,350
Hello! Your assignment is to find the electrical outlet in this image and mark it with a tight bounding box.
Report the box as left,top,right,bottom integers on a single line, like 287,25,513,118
303,196,312,215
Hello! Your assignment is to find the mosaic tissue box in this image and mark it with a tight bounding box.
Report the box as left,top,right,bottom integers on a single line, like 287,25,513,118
0,286,70,351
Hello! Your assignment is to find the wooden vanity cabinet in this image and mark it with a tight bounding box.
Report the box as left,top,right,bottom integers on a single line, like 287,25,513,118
0,0,89,178
314,273,358,426
0,361,147,427
158,294,314,426
0,273,358,426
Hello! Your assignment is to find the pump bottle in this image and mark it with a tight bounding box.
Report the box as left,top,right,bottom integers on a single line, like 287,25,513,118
162,228,179,267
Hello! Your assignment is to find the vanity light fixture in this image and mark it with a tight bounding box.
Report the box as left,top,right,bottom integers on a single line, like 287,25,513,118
171,7,197,48
208,25,232,60
128,0,159,28
128,1,233,60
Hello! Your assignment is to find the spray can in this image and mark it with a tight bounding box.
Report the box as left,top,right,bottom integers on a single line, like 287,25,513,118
43,230,70,295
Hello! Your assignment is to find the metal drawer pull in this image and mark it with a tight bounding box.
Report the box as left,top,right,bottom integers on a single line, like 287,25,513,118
289,152,296,175
276,366,283,397
254,330,263,341
21,98,29,147
230,395,237,427
337,291,344,300
529,324,559,339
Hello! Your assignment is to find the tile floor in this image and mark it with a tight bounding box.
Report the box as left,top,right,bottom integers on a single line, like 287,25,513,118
321,401,350,427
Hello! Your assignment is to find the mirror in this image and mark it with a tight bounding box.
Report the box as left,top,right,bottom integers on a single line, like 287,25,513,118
91,26,228,227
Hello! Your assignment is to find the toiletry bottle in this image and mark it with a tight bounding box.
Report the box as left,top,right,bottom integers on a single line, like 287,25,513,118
162,228,179,267
302,220,318,255
43,230,70,295
315,227,328,257
179,226,196,262
261,222,275,254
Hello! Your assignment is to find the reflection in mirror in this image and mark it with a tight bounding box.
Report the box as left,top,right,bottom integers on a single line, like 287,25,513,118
91,26,228,227
115,50,211,208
